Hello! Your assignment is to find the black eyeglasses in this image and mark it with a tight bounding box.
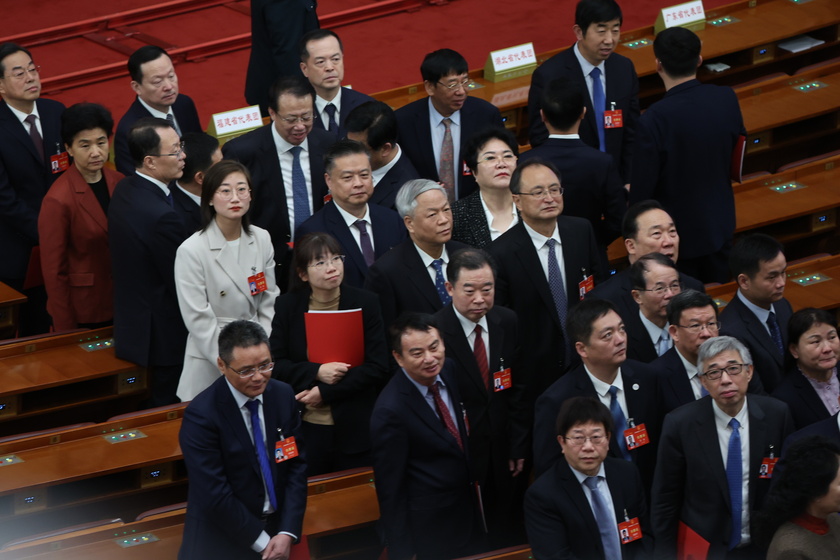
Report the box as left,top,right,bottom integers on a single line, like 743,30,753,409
702,363,746,380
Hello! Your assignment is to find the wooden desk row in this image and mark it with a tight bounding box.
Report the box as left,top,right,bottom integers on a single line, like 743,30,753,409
0,283,25,341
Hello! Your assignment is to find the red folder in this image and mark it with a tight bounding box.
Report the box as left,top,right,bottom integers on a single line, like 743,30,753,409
304,309,364,367
730,134,746,183
290,534,310,560
677,521,710,560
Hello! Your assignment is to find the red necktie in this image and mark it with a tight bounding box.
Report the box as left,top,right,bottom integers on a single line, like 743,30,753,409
473,325,489,389
428,382,463,451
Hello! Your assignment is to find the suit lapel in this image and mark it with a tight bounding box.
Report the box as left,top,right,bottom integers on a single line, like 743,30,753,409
693,402,731,507
216,380,261,477
440,306,488,399
325,204,368,278
747,398,767,510
557,459,604,552
487,310,504,378
209,221,255,303
414,103,438,181
563,52,597,143
401,243,443,310
510,225,562,329
257,127,291,235
67,166,109,233
398,370,462,452
0,101,43,164
735,298,783,368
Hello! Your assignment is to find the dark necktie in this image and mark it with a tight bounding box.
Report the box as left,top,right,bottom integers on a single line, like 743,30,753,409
324,103,338,135
355,219,375,267
726,417,742,550
244,399,277,511
766,311,784,356
590,67,606,152
545,239,568,328
165,191,174,208
24,114,44,162
165,113,181,136
584,476,621,560
432,258,451,305
608,386,631,461
289,145,310,232
428,381,463,451
473,324,489,389
439,117,455,202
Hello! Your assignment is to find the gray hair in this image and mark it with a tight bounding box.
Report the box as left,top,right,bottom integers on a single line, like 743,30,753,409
395,179,448,219
696,335,752,372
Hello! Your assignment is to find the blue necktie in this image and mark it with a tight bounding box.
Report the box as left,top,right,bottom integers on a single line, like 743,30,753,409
584,476,622,560
767,311,784,356
165,191,174,208
590,67,606,152
324,103,338,135
726,417,742,550
432,259,451,305
244,399,277,511
289,145,310,233
608,386,631,461
657,330,672,356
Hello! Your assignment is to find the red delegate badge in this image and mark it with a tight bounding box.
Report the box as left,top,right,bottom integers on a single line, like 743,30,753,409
624,423,650,449
604,109,623,129
618,517,642,544
248,272,267,295
493,368,512,392
51,151,70,173
275,437,299,463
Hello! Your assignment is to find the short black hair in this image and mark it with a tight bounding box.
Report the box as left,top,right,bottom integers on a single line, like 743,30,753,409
0,43,33,75
268,75,315,113
323,139,370,174
345,101,398,151
181,132,220,184
622,199,665,240
290,232,344,292
420,49,468,84
300,29,343,61
447,248,496,285
654,27,701,79
630,252,678,290
508,158,561,195
556,396,614,437
541,77,585,131
127,46,170,83
390,312,439,354
218,320,269,365
788,307,838,348
61,103,114,147
567,298,619,345
666,289,718,327
575,0,623,34
729,233,784,280
464,127,518,173
200,160,252,234
127,116,174,169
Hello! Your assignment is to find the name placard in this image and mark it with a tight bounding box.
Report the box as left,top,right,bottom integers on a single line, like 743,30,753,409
207,105,263,141
654,1,706,34
484,43,538,83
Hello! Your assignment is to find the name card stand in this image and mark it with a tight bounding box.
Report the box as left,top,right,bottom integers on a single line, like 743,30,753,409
654,1,706,34
484,43,538,83
207,105,263,145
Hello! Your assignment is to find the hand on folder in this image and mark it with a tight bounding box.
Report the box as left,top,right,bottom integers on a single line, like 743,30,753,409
317,362,350,384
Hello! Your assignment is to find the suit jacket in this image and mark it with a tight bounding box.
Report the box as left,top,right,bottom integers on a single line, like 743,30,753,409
174,222,279,401
178,377,308,559
364,238,468,330
269,285,388,454
171,183,202,235
295,201,406,289
489,218,603,404
533,361,662,494
395,96,503,199
0,98,65,282
114,95,202,176
311,87,375,138
223,125,333,288
587,268,705,322
109,174,189,367
38,165,122,330
370,148,419,210
525,456,652,560
772,368,835,430
782,413,840,454
720,293,793,393
450,190,521,250
653,347,699,414
629,80,744,259
623,308,661,364
527,46,639,182
371,360,480,560
651,395,795,559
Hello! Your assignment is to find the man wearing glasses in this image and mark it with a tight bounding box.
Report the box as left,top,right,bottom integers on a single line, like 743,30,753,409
395,48,503,201
0,42,65,335
652,336,794,559
625,252,681,363
224,75,333,291
109,117,189,406
179,320,307,560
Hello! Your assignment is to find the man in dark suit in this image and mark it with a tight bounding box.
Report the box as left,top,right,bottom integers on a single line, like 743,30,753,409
434,248,528,548
720,234,793,394
395,48,503,200
109,117,189,406
172,132,221,233
522,75,625,273
652,336,794,560
299,29,374,139
526,396,652,560
245,0,319,116
0,42,65,335
296,139,406,289
346,100,420,210
527,0,639,185
624,253,681,363
489,159,602,407
630,27,745,284
371,313,484,560
179,320,307,560
533,299,661,496
114,46,202,176
783,410,840,454
223,76,334,290
365,180,467,330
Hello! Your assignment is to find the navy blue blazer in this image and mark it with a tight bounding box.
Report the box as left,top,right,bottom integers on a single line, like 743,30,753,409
395,96,503,199
114,95,202,176
527,46,640,182
772,368,835,430
623,307,660,364
179,377,308,559
629,80,744,260
295,201,406,289
783,413,840,454
170,183,202,235
587,268,705,322
370,149,420,210
311,87,375,138
108,174,188,367
0,98,65,282
525,456,652,560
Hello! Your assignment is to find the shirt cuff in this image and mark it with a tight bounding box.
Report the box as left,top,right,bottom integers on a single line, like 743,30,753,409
252,531,270,553
279,531,298,543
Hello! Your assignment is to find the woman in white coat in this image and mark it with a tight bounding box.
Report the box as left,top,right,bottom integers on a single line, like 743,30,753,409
175,160,279,400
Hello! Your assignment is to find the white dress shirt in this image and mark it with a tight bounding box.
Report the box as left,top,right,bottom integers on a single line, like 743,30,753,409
271,125,313,238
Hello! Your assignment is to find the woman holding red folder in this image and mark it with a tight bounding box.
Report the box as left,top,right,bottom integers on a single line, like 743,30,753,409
269,232,389,475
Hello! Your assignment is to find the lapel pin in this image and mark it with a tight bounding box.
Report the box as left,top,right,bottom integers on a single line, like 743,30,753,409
632,383,640,391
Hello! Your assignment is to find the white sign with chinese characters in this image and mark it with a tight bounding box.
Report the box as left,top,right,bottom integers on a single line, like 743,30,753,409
484,43,538,82
210,105,263,136
655,1,705,33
